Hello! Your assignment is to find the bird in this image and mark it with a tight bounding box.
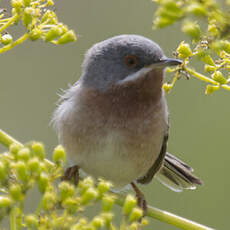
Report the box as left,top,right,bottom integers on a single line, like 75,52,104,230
52,34,203,214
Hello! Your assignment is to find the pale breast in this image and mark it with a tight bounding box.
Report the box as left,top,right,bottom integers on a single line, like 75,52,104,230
54,80,169,187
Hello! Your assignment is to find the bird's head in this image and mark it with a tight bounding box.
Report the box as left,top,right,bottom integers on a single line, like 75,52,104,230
80,34,182,92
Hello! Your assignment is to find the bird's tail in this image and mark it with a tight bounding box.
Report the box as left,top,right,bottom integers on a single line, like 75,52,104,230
155,152,203,192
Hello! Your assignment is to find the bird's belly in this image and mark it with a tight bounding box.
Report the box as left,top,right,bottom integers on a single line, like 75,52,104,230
68,126,164,188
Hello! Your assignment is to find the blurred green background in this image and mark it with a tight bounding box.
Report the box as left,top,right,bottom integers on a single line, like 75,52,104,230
0,0,229,229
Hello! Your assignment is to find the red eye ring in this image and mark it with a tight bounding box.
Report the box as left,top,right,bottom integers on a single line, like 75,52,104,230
124,55,138,68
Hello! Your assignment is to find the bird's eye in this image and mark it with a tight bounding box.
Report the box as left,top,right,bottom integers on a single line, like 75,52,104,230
124,55,138,68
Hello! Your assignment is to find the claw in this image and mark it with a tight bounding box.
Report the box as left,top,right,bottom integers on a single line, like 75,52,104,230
131,182,147,217
62,165,79,186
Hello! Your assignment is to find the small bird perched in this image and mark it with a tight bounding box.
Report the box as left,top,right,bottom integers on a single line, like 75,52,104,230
52,34,202,214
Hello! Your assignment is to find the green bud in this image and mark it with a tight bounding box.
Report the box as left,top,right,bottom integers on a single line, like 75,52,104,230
204,65,216,73
79,177,94,194
101,213,113,227
1,34,13,45
9,184,21,201
123,195,137,215
98,179,112,196
9,143,21,156
57,30,77,44
202,55,215,66
41,10,57,24
25,215,39,228
186,3,206,16
15,161,29,182
28,157,40,176
17,147,30,162
62,197,79,214
182,21,201,41
130,223,139,230
205,85,220,94
42,192,57,211
47,0,54,6
23,7,34,27
23,0,31,7
58,181,75,201
11,0,23,13
102,195,115,212
38,172,49,193
211,71,227,84
208,24,219,37
177,41,193,59
53,145,66,165
0,161,7,181
222,41,230,54
154,16,172,28
129,207,143,222
0,196,12,208
163,83,173,93
29,28,42,41
45,26,63,42
81,188,98,205
91,216,104,229
32,142,45,160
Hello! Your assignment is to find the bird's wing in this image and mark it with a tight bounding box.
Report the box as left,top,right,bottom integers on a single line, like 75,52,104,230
137,133,168,184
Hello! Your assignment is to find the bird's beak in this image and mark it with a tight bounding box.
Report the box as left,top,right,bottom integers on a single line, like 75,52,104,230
148,57,182,68
117,57,182,86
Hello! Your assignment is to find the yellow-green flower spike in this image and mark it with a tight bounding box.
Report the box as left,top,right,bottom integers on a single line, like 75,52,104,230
9,184,22,201
58,181,75,201
123,194,137,216
25,215,39,228
38,172,49,193
0,196,12,208
102,195,115,212
1,34,13,45
177,41,193,59
205,85,220,94
57,30,77,44
53,145,66,165
17,147,31,162
45,26,63,42
182,21,201,41
211,71,227,84
129,207,143,222
32,142,45,160
81,188,98,205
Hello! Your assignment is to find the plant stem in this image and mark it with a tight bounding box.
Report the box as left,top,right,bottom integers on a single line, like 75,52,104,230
0,129,54,167
0,14,20,33
115,197,214,230
10,207,17,230
0,33,29,54
184,67,219,85
0,129,23,148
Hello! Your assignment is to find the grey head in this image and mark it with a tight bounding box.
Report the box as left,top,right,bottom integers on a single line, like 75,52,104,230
80,34,182,91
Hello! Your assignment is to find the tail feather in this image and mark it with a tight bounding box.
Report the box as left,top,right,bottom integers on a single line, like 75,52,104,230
155,152,203,192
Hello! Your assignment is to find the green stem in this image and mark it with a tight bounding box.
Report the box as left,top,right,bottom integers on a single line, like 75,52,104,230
184,67,218,85
0,129,54,167
0,14,20,33
115,197,214,230
10,207,17,230
0,33,29,54
0,129,23,148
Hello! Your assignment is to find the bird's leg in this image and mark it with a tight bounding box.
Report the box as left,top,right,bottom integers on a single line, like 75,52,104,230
131,182,147,216
62,165,79,186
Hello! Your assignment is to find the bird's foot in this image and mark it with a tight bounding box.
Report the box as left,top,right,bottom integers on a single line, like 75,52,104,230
62,165,79,186
131,182,147,217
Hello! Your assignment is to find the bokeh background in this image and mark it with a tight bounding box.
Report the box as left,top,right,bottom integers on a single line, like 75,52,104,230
0,0,229,229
